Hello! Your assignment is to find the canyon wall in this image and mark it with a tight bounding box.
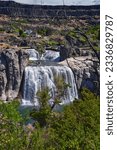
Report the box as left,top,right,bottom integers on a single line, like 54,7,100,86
0,48,28,101
0,1,100,18
0,48,99,101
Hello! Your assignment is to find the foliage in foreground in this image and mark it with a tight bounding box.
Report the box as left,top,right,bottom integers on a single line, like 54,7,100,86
0,89,100,150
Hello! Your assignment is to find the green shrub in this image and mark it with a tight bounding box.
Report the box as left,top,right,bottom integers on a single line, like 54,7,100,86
47,40,59,47
0,100,22,122
79,36,86,43
67,30,78,39
0,27,5,32
37,27,53,36
19,29,27,37
86,25,100,41
0,88,100,149
44,88,100,150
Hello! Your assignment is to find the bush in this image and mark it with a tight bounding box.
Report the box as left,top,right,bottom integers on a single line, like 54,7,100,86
0,88,100,149
0,100,22,122
45,88,100,150
86,25,100,41
30,88,100,150
0,27,5,32
37,27,53,36
19,29,27,38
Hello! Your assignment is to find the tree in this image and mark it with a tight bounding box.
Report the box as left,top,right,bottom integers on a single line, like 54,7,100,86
0,100,29,149
29,87,99,150
30,76,68,127
43,88,100,150
30,87,51,127
0,88,100,149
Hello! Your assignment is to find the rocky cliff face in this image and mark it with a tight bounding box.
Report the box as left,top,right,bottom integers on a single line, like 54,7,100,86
0,48,99,101
0,1,100,18
0,48,28,101
59,56,99,94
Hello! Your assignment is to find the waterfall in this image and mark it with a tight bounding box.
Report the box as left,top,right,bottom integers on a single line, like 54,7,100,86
21,49,78,106
28,49,60,62
22,66,78,106
28,49,40,60
41,50,60,62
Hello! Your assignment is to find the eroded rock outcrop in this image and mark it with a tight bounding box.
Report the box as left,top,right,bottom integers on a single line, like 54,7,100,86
60,46,100,61
59,56,99,94
0,48,28,101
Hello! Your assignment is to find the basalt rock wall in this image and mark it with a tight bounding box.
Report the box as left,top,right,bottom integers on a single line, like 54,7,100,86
0,1,100,18
0,48,29,101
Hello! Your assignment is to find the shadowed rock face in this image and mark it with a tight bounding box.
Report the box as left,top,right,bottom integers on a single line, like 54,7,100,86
0,1,100,18
0,48,29,101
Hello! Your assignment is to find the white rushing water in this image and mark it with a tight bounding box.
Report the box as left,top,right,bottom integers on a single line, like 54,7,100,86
22,66,78,106
28,49,40,60
22,49,78,106
28,49,60,62
41,50,60,62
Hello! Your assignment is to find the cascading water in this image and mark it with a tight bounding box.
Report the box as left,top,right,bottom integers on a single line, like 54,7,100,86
28,49,40,60
22,49,78,106
22,66,78,106
41,50,60,62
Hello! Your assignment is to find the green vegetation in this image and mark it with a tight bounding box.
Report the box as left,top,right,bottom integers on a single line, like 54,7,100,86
67,30,78,39
66,30,87,44
37,27,53,36
0,27,5,32
86,25,100,40
10,23,20,33
47,40,59,47
0,88,99,150
19,29,27,38
30,87,51,127
8,23,26,37
0,15,100,150
30,76,67,127
36,38,65,53
85,25,100,51
11,19,28,24
16,19,28,24
0,100,22,123
65,26,100,51
36,44,45,54
0,100,27,149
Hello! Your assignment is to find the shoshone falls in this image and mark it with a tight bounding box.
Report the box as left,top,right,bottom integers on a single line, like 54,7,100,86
21,49,78,106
